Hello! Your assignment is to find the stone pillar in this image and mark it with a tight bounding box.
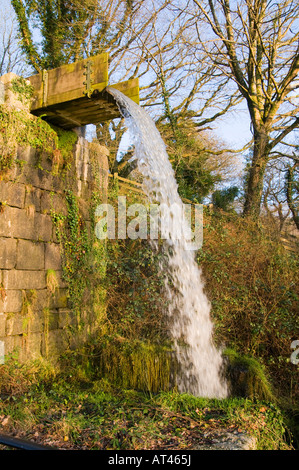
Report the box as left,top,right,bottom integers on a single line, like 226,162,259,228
0,72,32,111
0,78,110,364
88,141,110,201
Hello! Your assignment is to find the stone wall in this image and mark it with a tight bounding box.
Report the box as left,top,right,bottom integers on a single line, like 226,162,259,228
0,76,109,363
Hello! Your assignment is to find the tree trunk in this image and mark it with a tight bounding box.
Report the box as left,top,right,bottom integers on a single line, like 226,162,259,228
286,163,299,230
243,130,269,218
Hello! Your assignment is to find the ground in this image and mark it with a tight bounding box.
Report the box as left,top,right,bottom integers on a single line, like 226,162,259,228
0,358,293,451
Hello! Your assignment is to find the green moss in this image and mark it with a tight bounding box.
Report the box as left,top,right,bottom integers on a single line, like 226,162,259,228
52,190,90,315
0,105,78,176
46,269,59,294
49,124,78,172
155,391,290,450
21,289,37,316
224,348,275,402
51,189,107,335
43,307,50,358
0,353,292,450
94,336,175,393
10,77,34,104
0,104,57,174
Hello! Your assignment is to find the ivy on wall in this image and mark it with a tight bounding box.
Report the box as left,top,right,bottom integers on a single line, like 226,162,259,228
0,104,77,177
10,77,35,105
51,188,108,332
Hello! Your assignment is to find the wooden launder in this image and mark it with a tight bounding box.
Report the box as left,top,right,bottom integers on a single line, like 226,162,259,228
28,53,139,129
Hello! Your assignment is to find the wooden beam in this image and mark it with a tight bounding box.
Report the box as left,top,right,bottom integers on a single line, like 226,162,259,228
29,54,109,110
108,78,140,105
27,55,140,128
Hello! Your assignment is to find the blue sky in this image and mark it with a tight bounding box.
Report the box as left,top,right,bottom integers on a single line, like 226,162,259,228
214,106,252,150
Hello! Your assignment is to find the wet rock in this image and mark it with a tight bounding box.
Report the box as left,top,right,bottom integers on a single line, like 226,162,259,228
196,430,256,450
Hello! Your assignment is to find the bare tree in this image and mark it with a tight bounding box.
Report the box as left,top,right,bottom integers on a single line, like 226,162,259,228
184,0,299,218
11,0,243,188
0,4,28,76
122,1,242,130
12,0,241,126
116,1,244,187
286,161,299,230
262,160,291,232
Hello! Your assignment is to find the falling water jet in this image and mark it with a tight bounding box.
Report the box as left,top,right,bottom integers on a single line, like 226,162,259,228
106,87,228,398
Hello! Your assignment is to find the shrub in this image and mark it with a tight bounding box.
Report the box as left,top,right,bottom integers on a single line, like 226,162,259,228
198,210,299,397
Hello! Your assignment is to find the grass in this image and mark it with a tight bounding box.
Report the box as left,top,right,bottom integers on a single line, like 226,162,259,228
223,348,276,402
0,352,294,451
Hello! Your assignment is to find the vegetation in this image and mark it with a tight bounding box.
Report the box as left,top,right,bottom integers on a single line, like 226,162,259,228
1,109,297,448
198,209,298,398
89,180,298,447
191,0,299,218
0,104,55,175
286,161,299,230
0,0,298,452
10,76,34,104
51,190,92,318
157,120,221,202
211,186,239,211
0,353,294,450
95,180,298,401
10,0,299,219
0,104,77,177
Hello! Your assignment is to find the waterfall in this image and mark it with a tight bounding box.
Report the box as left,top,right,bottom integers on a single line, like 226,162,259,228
106,87,227,398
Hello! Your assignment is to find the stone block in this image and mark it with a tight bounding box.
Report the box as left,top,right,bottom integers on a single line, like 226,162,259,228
0,289,23,313
2,269,46,290
58,309,77,329
45,243,61,270
12,164,51,191
78,198,91,221
76,180,91,200
29,312,43,334
38,151,54,172
34,212,54,242
40,191,67,216
6,313,25,336
0,238,17,268
53,289,68,309
77,161,92,183
53,270,67,289
16,239,44,270
42,308,59,331
0,180,26,208
1,334,23,359
14,164,63,192
47,310,59,331
34,289,50,311
22,332,42,360
25,186,42,212
36,288,68,310
0,206,54,242
42,328,69,358
0,315,6,336
51,227,59,244
6,314,43,360
0,206,35,239
0,73,31,112
17,146,37,165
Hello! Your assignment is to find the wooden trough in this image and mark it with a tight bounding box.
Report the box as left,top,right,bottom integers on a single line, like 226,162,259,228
28,53,139,129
